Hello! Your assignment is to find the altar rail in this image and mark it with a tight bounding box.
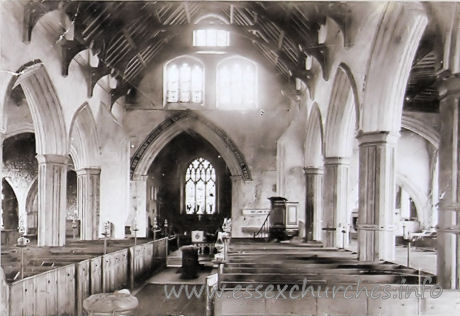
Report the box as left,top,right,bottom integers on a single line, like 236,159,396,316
7,238,168,316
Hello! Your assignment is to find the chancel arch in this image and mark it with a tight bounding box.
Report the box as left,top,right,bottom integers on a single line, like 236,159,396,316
131,111,251,181
130,111,250,236
146,132,232,235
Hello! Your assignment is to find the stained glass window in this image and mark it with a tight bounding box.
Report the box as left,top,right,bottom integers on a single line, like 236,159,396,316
165,60,203,104
185,158,216,215
217,57,257,109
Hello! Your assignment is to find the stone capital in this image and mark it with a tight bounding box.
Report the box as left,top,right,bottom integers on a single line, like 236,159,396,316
132,174,148,182
324,157,350,166
303,167,324,175
76,167,101,176
36,154,68,165
357,131,399,146
437,201,460,212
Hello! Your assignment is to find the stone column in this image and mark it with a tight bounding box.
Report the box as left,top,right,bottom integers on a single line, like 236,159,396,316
77,168,101,240
36,154,68,246
0,132,4,263
437,74,460,289
323,157,350,248
0,131,4,231
357,132,398,262
304,167,323,242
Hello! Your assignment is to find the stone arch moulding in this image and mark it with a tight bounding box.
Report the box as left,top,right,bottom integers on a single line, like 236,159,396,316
68,103,100,170
305,103,324,168
396,174,430,227
361,2,427,133
25,177,38,216
5,123,35,138
337,63,360,127
12,61,67,156
401,113,440,149
130,111,252,181
324,66,358,158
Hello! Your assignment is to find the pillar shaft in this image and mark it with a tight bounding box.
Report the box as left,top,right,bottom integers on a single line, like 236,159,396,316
437,74,460,289
305,167,323,242
357,132,397,262
36,154,68,246
77,168,101,240
323,158,349,248
0,132,4,264
0,132,4,231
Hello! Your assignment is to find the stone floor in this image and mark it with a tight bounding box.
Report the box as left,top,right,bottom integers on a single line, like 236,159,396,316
134,268,212,316
134,239,439,315
349,239,437,274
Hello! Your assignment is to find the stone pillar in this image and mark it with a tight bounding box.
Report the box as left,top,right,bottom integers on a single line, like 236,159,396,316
437,74,460,289
77,168,101,240
0,131,4,231
0,132,4,263
304,167,323,242
357,132,398,262
36,154,68,246
323,157,350,248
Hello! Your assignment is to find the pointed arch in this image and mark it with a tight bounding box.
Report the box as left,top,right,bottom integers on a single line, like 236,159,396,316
401,113,440,149
396,174,430,227
69,103,100,170
131,111,251,181
305,103,324,168
324,66,358,158
11,61,67,155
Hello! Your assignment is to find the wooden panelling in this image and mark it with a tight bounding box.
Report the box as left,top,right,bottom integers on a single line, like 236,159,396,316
9,265,75,316
7,238,169,315
56,265,75,315
90,256,102,294
76,260,90,316
102,249,128,292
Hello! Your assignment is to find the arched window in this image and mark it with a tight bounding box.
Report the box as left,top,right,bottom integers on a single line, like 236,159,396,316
217,57,257,109
165,58,204,104
185,158,216,215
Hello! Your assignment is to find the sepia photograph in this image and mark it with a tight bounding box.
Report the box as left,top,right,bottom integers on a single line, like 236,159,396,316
0,0,459,315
